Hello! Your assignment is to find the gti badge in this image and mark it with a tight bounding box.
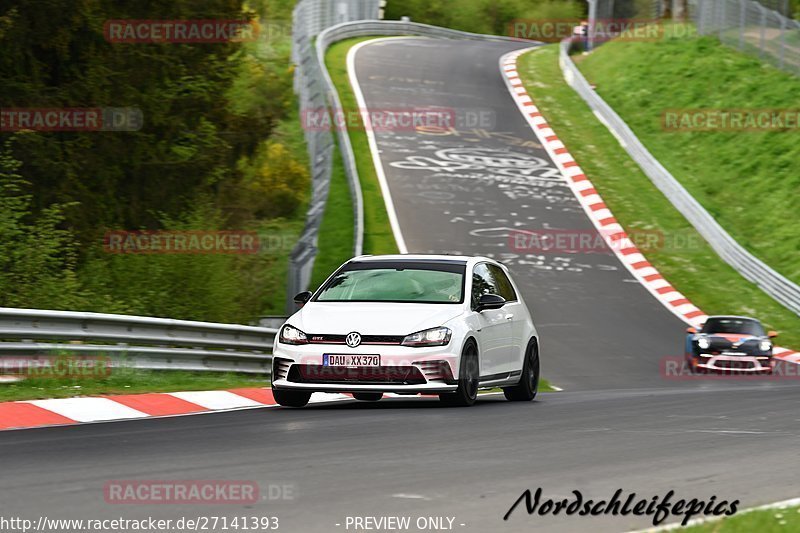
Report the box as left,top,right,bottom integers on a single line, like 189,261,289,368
345,332,361,348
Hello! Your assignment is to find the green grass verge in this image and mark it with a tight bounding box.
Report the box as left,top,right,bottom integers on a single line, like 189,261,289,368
0,367,266,402
325,38,401,257
310,132,355,288
517,46,799,349
683,504,800,532
576,34,800,287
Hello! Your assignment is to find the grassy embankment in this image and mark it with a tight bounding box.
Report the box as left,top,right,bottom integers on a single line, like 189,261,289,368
516,41,799,349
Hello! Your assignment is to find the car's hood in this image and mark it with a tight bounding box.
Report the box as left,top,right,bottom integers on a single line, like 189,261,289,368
707,333,760,342
705,333,762,343
290,302,464,335
701,333,766,352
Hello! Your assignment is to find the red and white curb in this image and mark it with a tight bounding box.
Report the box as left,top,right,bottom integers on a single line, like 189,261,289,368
0,390,477,431
0,389,354,432
0,388,517,431
499,48,798,365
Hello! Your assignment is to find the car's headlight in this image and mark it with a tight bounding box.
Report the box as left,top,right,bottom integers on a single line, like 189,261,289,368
696,337,710,350
759,340,772,352
401,327,452,347
280,324,308,345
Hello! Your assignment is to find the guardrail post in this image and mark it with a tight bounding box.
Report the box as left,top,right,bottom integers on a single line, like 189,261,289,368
778,13,786,68
738,0,746,49
757,3,767,58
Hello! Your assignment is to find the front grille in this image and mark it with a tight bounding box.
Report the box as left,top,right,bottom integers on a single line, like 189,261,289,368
714,359,755,370
272,357,292,381
288,365,426,385
306,334,405,345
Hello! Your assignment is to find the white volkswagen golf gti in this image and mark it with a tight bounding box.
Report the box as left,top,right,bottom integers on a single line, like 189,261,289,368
271,255,540,407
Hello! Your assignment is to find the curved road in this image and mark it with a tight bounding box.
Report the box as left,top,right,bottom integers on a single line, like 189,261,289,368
2,38,799,533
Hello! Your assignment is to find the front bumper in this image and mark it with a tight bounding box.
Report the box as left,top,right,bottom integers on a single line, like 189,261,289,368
271,343,460,393
692,353,773,373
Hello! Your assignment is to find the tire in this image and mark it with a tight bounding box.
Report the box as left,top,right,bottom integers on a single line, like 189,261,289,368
503,340,539,401
273,389,312,407
353,392,382,401
439,341,479,407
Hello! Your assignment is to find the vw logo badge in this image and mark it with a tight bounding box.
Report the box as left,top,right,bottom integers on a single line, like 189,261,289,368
345,332,361,348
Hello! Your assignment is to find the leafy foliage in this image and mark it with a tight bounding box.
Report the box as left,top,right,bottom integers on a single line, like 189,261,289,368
0,138,84,309
385,0,584,36
0,0,308,321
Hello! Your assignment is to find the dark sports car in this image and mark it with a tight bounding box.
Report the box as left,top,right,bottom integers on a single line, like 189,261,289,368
685,316,777,373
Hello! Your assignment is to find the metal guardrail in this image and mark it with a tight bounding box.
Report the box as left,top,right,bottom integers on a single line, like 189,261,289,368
288,0,381,313
559,39,800,316
691,0,800,76
0,308,279,374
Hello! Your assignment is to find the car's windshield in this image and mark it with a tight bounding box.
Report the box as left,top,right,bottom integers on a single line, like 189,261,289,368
701,317,765,336
315,262,465,303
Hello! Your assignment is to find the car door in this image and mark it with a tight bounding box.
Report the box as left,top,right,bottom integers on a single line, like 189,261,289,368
470,263,512,378
487,264,524,374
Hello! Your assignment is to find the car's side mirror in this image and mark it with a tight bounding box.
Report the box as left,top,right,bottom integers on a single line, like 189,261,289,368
768,330,778,338
477,293,506,312
293,291,313,306
686,327,697,334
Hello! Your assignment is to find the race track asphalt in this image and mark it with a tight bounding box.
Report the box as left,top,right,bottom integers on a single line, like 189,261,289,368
2,37,798,533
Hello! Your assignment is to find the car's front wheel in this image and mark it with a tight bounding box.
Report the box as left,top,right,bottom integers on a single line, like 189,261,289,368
503,339,539,401
440,341,479,407
273,389,312,407
353,392,382,401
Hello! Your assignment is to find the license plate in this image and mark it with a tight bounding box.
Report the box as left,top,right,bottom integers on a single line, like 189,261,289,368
323,354,380,367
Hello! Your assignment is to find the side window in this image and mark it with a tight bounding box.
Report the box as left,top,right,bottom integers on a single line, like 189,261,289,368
487,264,517,302
471,263,498,309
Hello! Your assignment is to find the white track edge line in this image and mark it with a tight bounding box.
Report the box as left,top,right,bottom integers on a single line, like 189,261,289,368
347,37,417,254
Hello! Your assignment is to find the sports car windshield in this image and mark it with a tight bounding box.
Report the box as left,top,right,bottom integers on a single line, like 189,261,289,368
315,262,465,303
701,318,765,336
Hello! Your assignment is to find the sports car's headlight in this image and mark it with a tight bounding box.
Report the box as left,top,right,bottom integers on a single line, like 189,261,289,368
280,324,308,345
759,340,772,352
697,337,710,350
401,327,452,347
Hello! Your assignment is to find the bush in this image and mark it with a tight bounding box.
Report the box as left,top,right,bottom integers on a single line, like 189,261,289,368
0,138,85,309
385,0,584,36
240,140,310,219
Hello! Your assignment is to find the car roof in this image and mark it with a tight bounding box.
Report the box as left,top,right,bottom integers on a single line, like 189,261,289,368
348,254,495,265
705,315,760,322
